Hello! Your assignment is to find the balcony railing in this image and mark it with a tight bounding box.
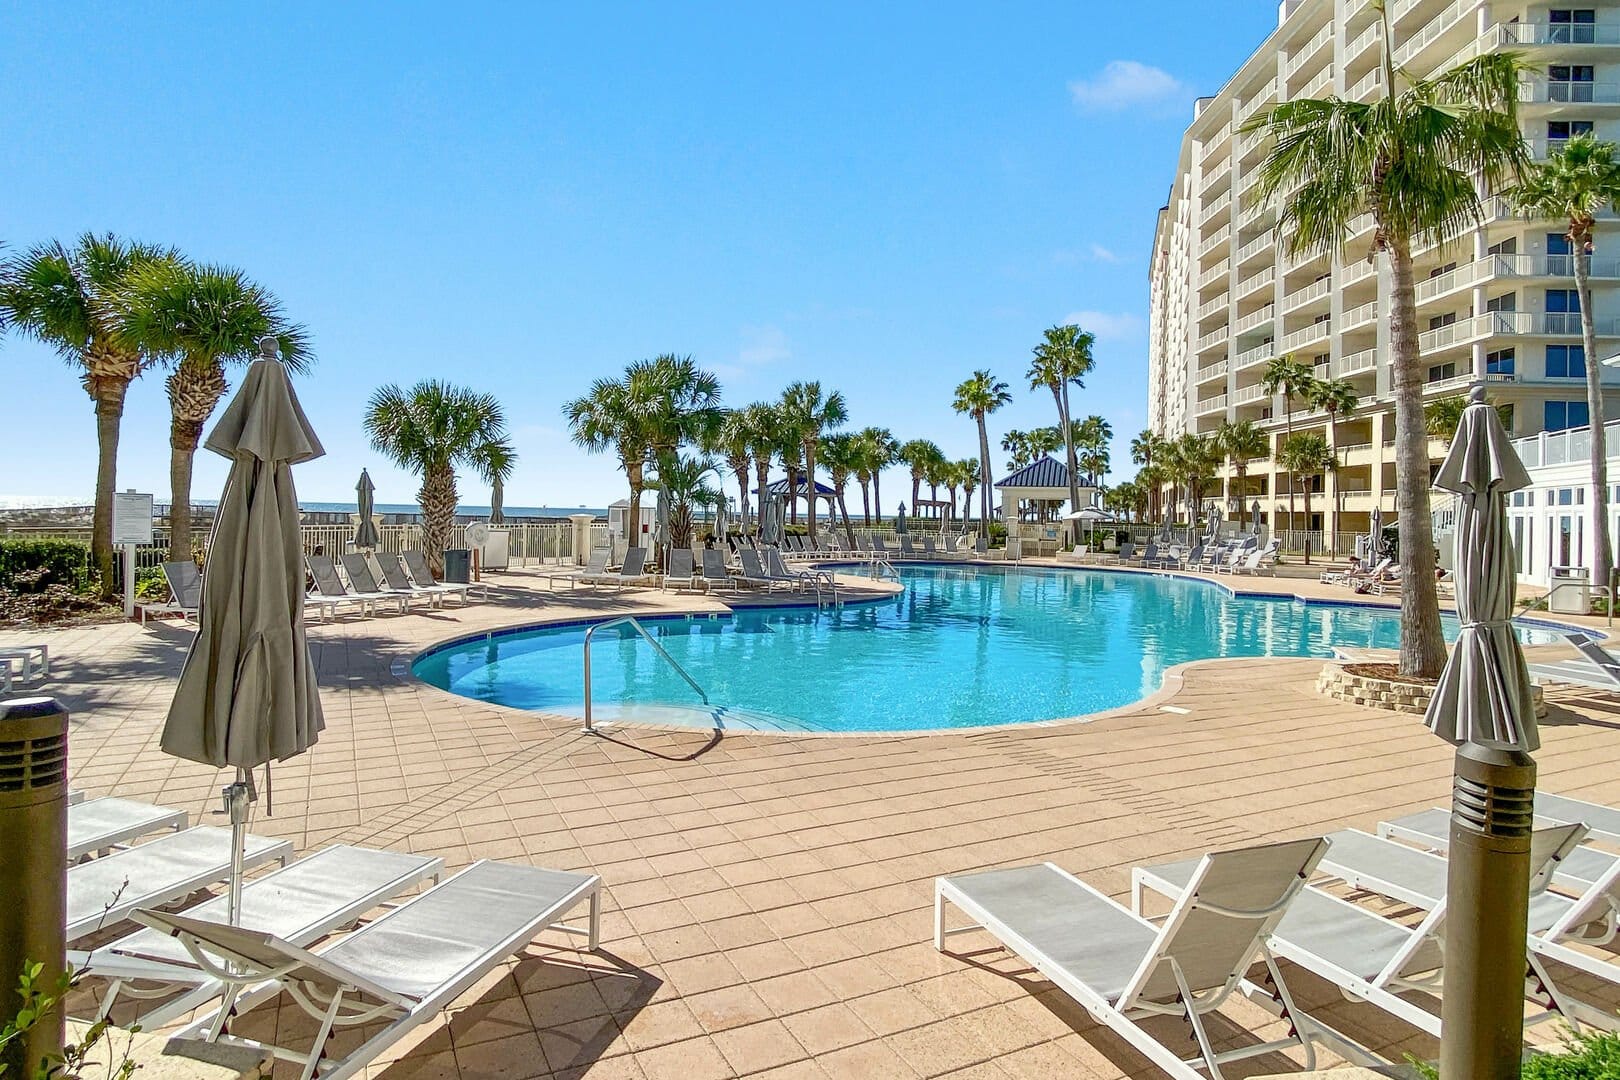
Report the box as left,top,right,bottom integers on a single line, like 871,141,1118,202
1286,23,1334,78
1236,230,1274,264
1415,259,1491,303
1235,341,1276,369
1336,347,1378,377
1234,383,1272,404
1341,300,1379,331
1299,67,1333,100
1237,265,1275,297
1520,79,1620,104
1236,79,1277,123
1239,198,1275,229
1346,18,1382,59
1197,326,1230,352
1198,258,1230,288
1341,257,1378,288
1395,0,1477,65
1196,293,1228,321
1199,189,1232,224
1278,321,1332,353
1418,310,1620,353
1236,302,1275,334
1497,21,1620,46
1197,358,1229,381
1199,223,1232,257
1196,394,1228,415
1348,68,1382,101
1282,275,1333,312
1236,127,1270,161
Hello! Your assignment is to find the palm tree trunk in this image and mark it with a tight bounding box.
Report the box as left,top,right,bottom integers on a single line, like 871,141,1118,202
859,478,872,525
1236,466,1248,532
164,360,228,562
1301,486,1313,565
1576,237,1613,591
872,470,884,524
910,472,921,514
805,443,818,540
1388,235,1448,677
734,460,752,528
837,492,857,546
1284,403,1295,547
754,461,770,535
419,464,458,577
977,417,994,525
88,374,131,598
1059,383,1081,510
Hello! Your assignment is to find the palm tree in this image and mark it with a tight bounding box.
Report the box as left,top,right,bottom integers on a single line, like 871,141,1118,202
820,432,861,545
118,260,310,561
1028,324,1095,510
952,370,1012,524
1176,434,1221,527
1506,132,1620,591
1306,377,1359,556
649,454,722,551
855,427,897,524
778,381,847,540
713,409,757,529
851,427,888,525
365,381,509,576
742,402,781,533
1246,9,1527,676
0,234,174,596
627,353,723,475
1073,415,1113,486
1277,433,1336,565
943,465,960,520
1425,395,1470,443
1260,354,1316,542
1131,430,1170,522
1215,420,1269,534
565,378,653,538
1138,461,1167,524
959,459,980,525
898,439,942,514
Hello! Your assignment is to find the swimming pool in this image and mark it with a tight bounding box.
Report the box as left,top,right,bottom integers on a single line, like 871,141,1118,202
412,565,1568,733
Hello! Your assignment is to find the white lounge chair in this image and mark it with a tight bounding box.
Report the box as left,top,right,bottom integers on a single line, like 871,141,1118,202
582,546,656,590
137,561,202,625
158,860,602,1080
68,796,188,860
662,548,701,591
937,838,1331,1079
67,826,292,942
0,642,49,691
307,556,405,617
698,549,738,592
86,845,442,1027
401,550,484,603
551,547,611,591
341,554,426,612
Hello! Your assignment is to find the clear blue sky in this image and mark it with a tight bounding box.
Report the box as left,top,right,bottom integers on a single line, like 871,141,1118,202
3,2,1279,513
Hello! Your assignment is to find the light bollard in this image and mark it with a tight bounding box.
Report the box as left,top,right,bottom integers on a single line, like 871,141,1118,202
0,697,70,1077
1439,742,1536,1080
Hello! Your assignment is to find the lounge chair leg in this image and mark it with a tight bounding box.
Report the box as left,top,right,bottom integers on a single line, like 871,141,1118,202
587,886,602,951
1170,960,1226,1080
301,990,346,1080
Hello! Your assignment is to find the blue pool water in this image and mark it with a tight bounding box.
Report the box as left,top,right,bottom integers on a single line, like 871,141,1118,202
412,565,1567,733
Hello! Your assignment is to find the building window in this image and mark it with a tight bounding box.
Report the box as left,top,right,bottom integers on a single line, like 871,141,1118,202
1428,362,1457,382
1545,400,1592,431
1487,292,1517,313
1428,312,1458,331
1547,288,1582,334
1547,344,1586,377
1498,403,1515,434
1547,120,1595,140
1549,64,1596,101
1487,347,1516,375
1488,237,1518,256
1547,288,1581,312
1549,10,1598,45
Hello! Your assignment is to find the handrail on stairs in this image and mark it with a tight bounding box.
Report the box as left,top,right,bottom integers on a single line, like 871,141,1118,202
582,615,707,734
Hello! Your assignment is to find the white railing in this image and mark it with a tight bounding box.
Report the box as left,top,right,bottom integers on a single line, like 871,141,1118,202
1395,0,1479,65
1236,302,1275,334
1239,197,1275,229
1336,347,1378,376
1520,79,1620,104
1234,382,1272,404
1341,300,1379,331
1199,189,1232,224
1346,18,1382,58
1199,223,1232,256
1497,21,1620,46
1419,314,1490,352
1196,394,1228,414
1346,212,1377,238
1198,258,1230,288
1197,293,1229,320
1197,325,1230,351
1300,67,1334,100
1236,230,1274,264
1528,135,1571,161
1341,257,1378,288
1515,418,1620,469
1348,68,1382,102
1282,275,1333,311
1278,321,1331,352
1236,127,1270,160
1286,22,1334,78
1237,265,1275,296
1414,259,1490,303
1237,79,1277,123
1197,358,1229,380
1235,340,1276,369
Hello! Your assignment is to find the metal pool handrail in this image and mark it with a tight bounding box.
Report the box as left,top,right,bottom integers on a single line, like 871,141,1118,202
581,616,708,734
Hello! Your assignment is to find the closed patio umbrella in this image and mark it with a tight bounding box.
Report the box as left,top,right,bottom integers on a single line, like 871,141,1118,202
354,468,380,550
1420,384,1538,1077
896,504,908,534
1369,506,1384,561
161,339,325,923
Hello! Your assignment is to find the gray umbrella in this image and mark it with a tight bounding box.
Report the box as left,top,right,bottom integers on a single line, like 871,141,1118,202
1424,388,1538,751
1369,506,1385,561
161,342,325,922
489,476,506,525
654,486,669,568
354,469,380,550
896,503,908,534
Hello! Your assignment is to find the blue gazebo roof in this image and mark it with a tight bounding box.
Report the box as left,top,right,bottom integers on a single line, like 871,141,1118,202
757,477,836,497
994,455,1071,489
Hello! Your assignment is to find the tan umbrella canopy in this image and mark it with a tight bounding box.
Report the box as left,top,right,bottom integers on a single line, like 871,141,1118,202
161,340,325,920
354,468,380,549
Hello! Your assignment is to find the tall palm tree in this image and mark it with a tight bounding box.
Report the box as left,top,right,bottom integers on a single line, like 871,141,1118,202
742,402,781,532
1306,377,1359,556
1277,433,1336,565
366,381,509,576
1506,132,1620,591
713,409,756,529
898,439,942,514
1028,324,1095,510
855,426,897,524
942,464,961,521
959,458,980,525
565,378,653,538
1215,419,1269,534
778,381,847,540
627,353,723,476
820,432,861,545
1246,7,1527,676
1130,430,1170,520
1176,434,1221,527
1260,353,1316,542
650,453,722,551
0,234,174,595
118,259,310,561
1073,415,1113,486
952,369,1012,524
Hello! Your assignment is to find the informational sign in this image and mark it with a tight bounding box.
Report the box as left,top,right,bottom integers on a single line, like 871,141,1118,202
112,491,154,547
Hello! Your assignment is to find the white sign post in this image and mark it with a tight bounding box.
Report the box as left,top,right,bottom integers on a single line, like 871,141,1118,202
112,490,154,619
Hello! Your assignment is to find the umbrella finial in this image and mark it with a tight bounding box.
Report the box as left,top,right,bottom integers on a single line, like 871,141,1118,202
1468,383,1487,405
258,336,280,362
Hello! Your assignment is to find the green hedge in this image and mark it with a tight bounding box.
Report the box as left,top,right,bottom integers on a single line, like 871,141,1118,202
0,538,93,593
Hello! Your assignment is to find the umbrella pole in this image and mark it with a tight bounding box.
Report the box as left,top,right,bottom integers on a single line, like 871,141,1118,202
1439,743,1535,1079
224,767,252,926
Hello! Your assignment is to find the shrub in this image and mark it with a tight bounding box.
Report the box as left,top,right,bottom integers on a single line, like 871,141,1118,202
133,566,168,601
1411,1031,1620,1079
0,539,93,594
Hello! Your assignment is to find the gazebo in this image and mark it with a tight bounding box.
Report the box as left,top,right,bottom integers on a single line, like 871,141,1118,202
994,456,1097,552
757,476,838,526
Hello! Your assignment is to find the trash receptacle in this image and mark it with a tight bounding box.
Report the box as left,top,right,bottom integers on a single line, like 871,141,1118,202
443,548,471,584
1548,565,1590,614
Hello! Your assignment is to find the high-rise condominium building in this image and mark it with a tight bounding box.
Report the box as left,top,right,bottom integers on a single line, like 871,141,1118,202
1148,0,1620,549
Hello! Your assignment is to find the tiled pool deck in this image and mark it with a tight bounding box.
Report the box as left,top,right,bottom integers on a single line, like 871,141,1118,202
9,562,1620,1079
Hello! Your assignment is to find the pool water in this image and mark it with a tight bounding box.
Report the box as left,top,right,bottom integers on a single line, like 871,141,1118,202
412,565,1567,733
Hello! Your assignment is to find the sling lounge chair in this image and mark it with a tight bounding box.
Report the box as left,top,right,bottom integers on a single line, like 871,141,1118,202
138,561,202,625
67,826,292,942
159,860,602,1080
765,547,835,594
68,797,188,861
1530,634,1620,696
372,554,455,607
899,535,918,557
342,554,425,612
551,547,611,591
738,549,788,591
400,550,483,603
938,838,1330,1079
583,546,655,590
307,556,405,617
87,845,442,1027
661,548,700,591
699,548,740,592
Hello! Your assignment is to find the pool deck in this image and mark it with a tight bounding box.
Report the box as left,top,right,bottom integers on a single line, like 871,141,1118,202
9,561,1620,1079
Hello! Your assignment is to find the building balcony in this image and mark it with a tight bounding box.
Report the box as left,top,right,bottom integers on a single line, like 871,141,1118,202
1496,20,1620,48
1236,126,1270,164
1235,341,1276,371
1341,256,1378,289
1233,382,1272,405
1196,359,1228,382
1198,258,1230,289
1199,189,1232,226
1197,326,1230,353
1346,18,1383,64
1335,347,1378,378
1196,293,1229,321
1195,393,1228,416
1236,78,1277,124
1341,300,1379,333
1278,321,1331,354
1282,275,1333,313
1236,230,1274,266
1348,68,1382,102
1298,67,1333,100
1395,0,1480,66
1519,78,1620,105
1417,311,1620,355
1235,302,1275,335
1239,197,1275,230
1199,223,1232,258
1285,22,1334,80
1236,265,1274,298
